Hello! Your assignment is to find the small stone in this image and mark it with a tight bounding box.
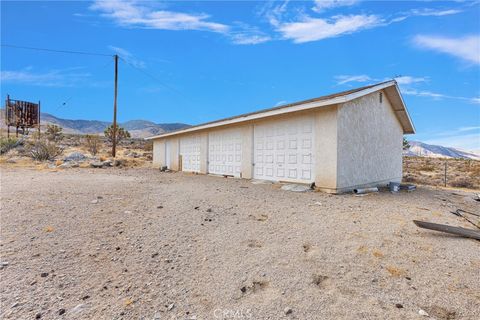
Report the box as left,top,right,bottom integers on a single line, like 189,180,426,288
240,286,247,293
194,206,200,210
72,304,86,314
58,309,66,315
40,272,49,278
11,302,19,308
90,161,104,168
116,247,120,251
35,313,42,319
151,253,159,258
90,199,98,204
124,210,132,214
81,295,90,300
395,304,403,309
284,307,293,315
419,309,429,316
157,206,163,209
0,261,9,269
167,303,175,311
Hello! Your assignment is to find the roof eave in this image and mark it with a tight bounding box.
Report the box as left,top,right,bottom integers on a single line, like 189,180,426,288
145,80,409,140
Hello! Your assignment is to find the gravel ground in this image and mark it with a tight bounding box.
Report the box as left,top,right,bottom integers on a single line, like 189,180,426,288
0,167,479,320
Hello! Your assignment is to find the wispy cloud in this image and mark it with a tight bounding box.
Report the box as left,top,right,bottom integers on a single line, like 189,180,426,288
312,0,359,13
412,8,462,16
108,46,146,68
394,76,428,85
90,0,229,33
424,131,480,151
229,23,271,45
413,35,480,64
277,14,382,43
1,67,91,87
334,74,376,85
403,88,480,104
334,74,429,86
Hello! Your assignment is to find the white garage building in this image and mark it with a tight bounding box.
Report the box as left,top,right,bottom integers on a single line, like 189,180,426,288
147,81,415,193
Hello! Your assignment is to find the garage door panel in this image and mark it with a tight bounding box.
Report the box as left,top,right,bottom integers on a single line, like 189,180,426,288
208,128,242,177
254,116,314,183
180,135,201,172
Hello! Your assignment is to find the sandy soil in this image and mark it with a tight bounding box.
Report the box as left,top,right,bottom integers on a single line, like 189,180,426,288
0,167,479,320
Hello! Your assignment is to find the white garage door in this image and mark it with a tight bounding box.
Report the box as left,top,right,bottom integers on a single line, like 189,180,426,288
180,135,201,172
208,128,242,177
254,116,314,183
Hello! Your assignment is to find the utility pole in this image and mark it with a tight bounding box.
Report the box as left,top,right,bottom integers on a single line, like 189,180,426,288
112,54,118,157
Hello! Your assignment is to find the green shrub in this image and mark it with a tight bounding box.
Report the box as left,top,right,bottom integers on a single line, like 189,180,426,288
0,137,20,155
45,124,63,142
84,134,101,156
104,125,130,144
28,139,63,161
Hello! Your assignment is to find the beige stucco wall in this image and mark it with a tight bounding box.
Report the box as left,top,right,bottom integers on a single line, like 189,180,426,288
336,91,403,192
151,93,404,193
313,106,338,191
152,139,165,166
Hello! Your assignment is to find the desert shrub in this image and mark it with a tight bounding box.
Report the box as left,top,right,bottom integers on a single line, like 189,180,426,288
450,178,474,189
28,139,63,161
84,134,101,156
104,125,130,144
0,137,20,155
419,164,435,171
45,125,63,142
403,137,410,150
144,140,153,151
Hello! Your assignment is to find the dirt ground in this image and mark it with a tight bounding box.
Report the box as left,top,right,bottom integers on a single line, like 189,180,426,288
0,167,479,320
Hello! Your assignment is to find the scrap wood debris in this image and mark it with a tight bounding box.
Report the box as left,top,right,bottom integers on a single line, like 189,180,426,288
413,220,480,240
450,209,480,229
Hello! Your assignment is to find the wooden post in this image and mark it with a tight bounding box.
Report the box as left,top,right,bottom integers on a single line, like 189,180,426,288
6,95,10,138
444,160,447,187
38,100,41,136
112,54,118,157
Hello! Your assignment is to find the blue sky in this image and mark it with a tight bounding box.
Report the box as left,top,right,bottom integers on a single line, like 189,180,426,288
1,0,479,150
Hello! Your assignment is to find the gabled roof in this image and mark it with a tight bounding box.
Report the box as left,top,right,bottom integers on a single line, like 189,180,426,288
146,80,415,140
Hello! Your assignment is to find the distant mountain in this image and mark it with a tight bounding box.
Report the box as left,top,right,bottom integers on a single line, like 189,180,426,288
404,141,480,160
0,109,190,138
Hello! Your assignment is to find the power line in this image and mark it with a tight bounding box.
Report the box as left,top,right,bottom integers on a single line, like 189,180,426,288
118,56,191,101
1,44,113,57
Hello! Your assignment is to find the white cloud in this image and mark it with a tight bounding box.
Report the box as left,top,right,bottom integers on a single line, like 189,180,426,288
230,33,271,45
394,76,428,85
409,8,462,17
1,68,91,87
312,0,359,13
402,88,480,104
90,0,229,33
277,14,382,43
424,132,480,151
334,74,375,85
413,35,480,64
108,46,146,68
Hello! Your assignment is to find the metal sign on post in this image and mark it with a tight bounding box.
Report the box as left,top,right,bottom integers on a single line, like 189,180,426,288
4,95,41,137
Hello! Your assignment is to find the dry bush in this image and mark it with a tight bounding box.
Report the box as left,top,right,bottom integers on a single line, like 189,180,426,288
450,178,474,189
28,139,63,161
84,134,101,156
0,137,21,155
45,125,63,142
419,164,435,171
144,140,153,151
